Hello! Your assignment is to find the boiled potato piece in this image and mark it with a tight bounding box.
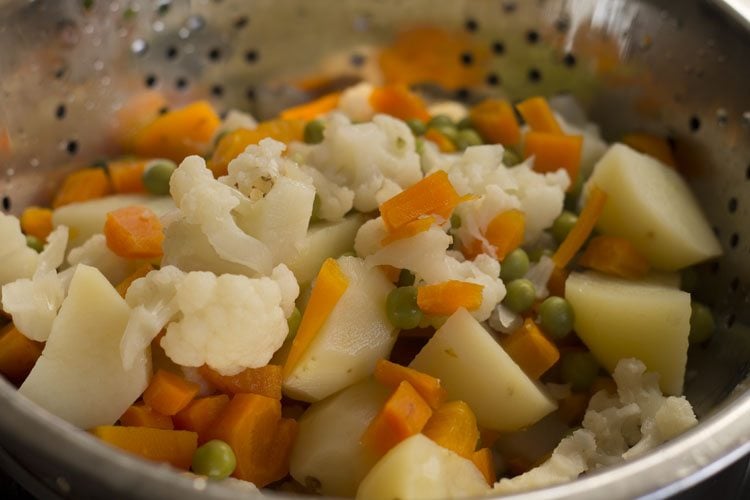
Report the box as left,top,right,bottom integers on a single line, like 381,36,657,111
53,194,174,248
19,265,151,429
290,379,390,497
410,308,556,431
565,271,690,395
587,143,721,270
355,434,490,500
283,256,397,402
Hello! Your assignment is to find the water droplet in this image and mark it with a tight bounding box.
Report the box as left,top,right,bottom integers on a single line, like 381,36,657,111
152,21,165,32
100,76,111,86
6,168,15,176
186,14,205,32
30,158,39,168
178,27,190,39
130,38,148,55
83,23,95,35
183,43,195,55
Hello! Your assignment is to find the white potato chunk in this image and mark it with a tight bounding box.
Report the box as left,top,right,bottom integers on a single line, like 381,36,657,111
290,379,390,497
283,256,396,402
19,265,151,429
410,308,556,431
587,144,721,270
355,434,490,500
565,271,690,395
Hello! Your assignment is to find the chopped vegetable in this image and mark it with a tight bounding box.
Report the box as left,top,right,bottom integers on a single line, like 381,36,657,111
280,92,341,121
198,364,282,399
454,128,483,150
500,319,560,379
500,248,530,282
107,159,148,194
689,301,715,344
381,216,435,246
113,90,168,149
523,131,583,185
173,394,230,443
503,278,536,314
406,118,427,136
621,133,676,167
52,168,112,208
416,280,484,316
552,185,608,268
303,119,326,144
20,207,53,241
369,85,431,122
516,96,563,134
90,426,197,470
114,263,154,298
374,359,447,410
386,286,423,330
119,403,174,430
538,296,575,339
579,235,651,279
421,400,479,458
560,351,600,391
191,439,237,479
142,369,200,416
103,205,164,259
142,160,176,196
424,127,458,152
551,211,578,244
25,235,44,252
484,209,525,261
469,99,521,145
0,323,42,385
471,448,496,485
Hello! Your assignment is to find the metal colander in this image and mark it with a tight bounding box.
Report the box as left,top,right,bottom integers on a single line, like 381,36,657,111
1,0,749,498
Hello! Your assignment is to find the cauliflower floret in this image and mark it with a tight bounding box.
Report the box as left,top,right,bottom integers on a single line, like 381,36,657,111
67,234,140,285
337,82,375,122
215,109,258,137
0,213,39,289
300,165,355,221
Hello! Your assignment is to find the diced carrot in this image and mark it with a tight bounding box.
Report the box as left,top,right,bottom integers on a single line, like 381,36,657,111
198,365,282,400
115,263,154,298
417,280,484,317
119,403,174,430
52,168,112,208
283,258,349,378
90,426,197,470
469,99,521,146
374,359,447,410
369,84,431,122
556,392,589,426
622,133,676,167
0,323,43,385
579,235,650,279
524,131,583,186
207,120,306,177
362,380,433,457
380,265,402,283
471,448,496,485
381,216,435,246
552,186,608,268
173,394,230,443
258,417,298,487
104,206,164,260
19,207,53,241
424,128,457,153
113,90,168,150
516,96,563,135
380,170,461,231
547,266,568,297
280,92,341,121
484,209,525,261
142,369,200,416
206,393,284,486
500,319,560,379
422,400,479,458
131,101,220,162
107,159,148,194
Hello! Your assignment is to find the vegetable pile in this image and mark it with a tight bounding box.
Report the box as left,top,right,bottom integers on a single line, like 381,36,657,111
0,78,721,498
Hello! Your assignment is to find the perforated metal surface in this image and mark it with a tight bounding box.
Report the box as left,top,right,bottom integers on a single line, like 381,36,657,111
0,0,749,498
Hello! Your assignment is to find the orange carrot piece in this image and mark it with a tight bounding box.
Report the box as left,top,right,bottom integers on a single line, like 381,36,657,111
52,168,112,208
142,369,200,416
622,133,676,167
280,92,341,121
131,101,220,162
471,448,496,485
500,319,560,379
424,128,457,153
0,323,42,385
369,84,431,122
206,393,283,486
20,206,53,241
422,400,479,458
381,216,435,246
104,205,164,260
579,235,650,279
516,96,563,135
119,403,174,430
115,263,154,298
107,159,148,194
380,265,402,283
258,417,299,486
552,185,608,268
417,280,484,317
361,380,433,456
113,90,168,150
484,209,526,261
380,170,461,231
470,99,521,146
374,359,447,410
90,426,197,470
198,365,282,400
173,394,230,443
524,131,583,186
547,265,568,298
283,258,349,378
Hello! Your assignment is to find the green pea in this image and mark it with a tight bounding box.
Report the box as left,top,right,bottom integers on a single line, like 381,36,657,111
386,286,423,329
561,351,600,392
142,160,176,196
415,137,425,155
503,279,536,314
25,235,44,253
527,247,553,262
502,148,522,166
397,269,415,287
433,125,458,143
191,439,237,480
286,307,302,340
689,302,715,344
428,114,454,129
450,213,461,229
500,248,530,282
456,117,473,130
551,211,578,244
538,296,574,340
454,129,483,150
406,119,427,136
304,120,325,144
681,267,698,293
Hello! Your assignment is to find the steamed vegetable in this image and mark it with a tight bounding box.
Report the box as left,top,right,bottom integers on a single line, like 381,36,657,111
91,426,197,469
142,369,200,416
52,168,112,208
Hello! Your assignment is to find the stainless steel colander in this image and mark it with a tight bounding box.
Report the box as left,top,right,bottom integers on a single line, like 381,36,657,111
1,0,750,498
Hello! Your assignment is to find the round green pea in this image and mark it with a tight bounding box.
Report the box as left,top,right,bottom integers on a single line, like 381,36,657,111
500,248,530,282
450,213,462,229
386,286,423,329
527,247,553,262
502,148,522,166
454,129,483,150
191,439,237,480
689,301,715,344
561,351,600,392
456,117,473,130
303,120,325,144
286,307,302,340
538,296,575,340
433,125,459,143
406,119,427,136
415,137,425,155
503,278,536,314
428,114,455,129
551,211,578,243
142,160,176,196
25,235,44,253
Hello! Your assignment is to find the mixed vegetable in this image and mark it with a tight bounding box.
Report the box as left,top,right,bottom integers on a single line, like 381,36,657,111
0,72,721,498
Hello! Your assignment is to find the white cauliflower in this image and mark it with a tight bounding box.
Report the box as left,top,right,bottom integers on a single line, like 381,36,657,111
67,234,140,285
337,82,375,122
122,265,299,376
301,165,355,221
0,213,39,290
215,109,258,137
